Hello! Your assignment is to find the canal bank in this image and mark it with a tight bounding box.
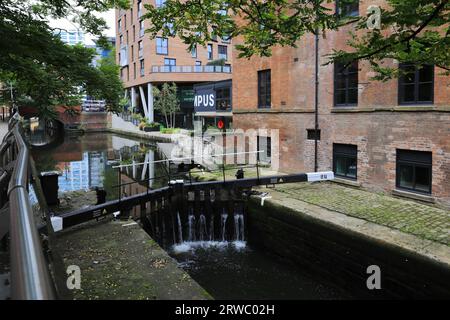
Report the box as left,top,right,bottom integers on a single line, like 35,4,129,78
247,183,450,298
29,129,449,299
53,215,211,300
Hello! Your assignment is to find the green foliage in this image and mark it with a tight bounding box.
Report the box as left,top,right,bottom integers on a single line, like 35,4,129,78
327,0,450,80
153,83,180,129
206,58,226,66
160,127,180,134
86,48,124,114
143,0,449,80
0,0,127,119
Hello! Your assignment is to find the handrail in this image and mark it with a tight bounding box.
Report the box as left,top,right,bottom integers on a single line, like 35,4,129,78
6,124,55,300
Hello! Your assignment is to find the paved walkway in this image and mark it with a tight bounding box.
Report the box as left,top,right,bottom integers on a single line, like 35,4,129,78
263,182,450,246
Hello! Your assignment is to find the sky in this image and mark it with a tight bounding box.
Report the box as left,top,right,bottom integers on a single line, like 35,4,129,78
48,9,116,46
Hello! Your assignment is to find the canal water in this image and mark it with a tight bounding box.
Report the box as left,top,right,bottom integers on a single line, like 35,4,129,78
31,132,351,299
31,132,170,202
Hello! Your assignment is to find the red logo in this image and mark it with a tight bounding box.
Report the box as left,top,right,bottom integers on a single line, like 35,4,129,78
217,119,224,129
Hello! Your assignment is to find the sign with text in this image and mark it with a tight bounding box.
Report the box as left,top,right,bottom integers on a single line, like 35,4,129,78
194,89,215,112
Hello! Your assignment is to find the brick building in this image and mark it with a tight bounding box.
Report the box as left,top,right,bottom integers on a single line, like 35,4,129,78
232,0,450,208
116,0,232,129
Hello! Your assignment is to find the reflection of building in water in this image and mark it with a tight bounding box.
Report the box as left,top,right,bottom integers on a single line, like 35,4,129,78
58,151,107,192
88,151,106,188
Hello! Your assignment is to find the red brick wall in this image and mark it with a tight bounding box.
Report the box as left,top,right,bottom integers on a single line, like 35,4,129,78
232,0,450,207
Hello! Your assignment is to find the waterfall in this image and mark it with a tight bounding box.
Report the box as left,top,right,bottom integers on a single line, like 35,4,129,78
169,204,246,253
188,214,196,241
221,210,228,242
209,216,214,241
199,214,207,241
234,214,245,241
177,212,183,243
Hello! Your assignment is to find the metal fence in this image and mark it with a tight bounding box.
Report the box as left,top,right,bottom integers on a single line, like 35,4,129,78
0,115,55,299
151,65,232,74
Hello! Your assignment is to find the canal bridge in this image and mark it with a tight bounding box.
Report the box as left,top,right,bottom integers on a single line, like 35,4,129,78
0,115,334,299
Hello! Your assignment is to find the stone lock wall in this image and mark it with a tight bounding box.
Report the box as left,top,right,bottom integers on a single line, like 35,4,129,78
247,197,450,298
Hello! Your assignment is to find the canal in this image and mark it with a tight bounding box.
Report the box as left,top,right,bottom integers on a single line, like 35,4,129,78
31,132,351,300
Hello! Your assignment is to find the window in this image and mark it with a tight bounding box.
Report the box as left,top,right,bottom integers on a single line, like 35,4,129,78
211,26,218,41
124,14,127,28
257,136,271,164
118,19,122,33
133,62,136,79
131,45,134,61
156,0,166,8
132,26,135,42
307,129,321,140
216,87,231,111
195,61,202,66
258,70,271,108
207,44,213,60
130,9,133,24
156,37,168,54
119,35,123,45
164,58,176,71
218,45,227,60
191,45,197,58
139,20,144,37
334,61,358,106
333,144,357,180
396,150,432,194
222,34,231,43
398,64,434,105
140,60,145,77
126,30,129,44
138,40,143,58
138,0,143,17
336,0,359,17
165,22,175,36
164,58,176,65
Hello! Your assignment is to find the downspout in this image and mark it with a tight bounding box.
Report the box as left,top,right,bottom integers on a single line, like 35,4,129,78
314,29,319,172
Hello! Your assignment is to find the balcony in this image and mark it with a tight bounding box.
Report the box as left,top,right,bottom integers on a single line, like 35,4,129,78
151,65,232,73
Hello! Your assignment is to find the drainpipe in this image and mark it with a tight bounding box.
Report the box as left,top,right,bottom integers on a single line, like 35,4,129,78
314,29,319,172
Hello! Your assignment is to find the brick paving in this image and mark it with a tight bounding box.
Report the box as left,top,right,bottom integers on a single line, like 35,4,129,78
271,182,450,246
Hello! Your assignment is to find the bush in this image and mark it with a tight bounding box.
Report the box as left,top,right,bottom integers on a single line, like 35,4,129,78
160,127,180,134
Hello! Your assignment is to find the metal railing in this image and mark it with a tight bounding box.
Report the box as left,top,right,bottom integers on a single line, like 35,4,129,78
82,99,106,112
151,65,232,74
1,116,55,299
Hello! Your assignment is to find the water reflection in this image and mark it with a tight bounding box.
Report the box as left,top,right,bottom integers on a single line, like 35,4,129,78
31,133,169,201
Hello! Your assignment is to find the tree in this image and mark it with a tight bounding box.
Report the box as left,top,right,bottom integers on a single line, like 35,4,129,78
86,48,124,114
143,0,449,80
0,0,128,119
153,83,180,129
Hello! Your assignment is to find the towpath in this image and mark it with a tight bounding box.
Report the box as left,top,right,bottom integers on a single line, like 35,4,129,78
260,182,450,246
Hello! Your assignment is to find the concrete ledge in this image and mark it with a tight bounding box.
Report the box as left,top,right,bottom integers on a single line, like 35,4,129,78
332,177,362,188
54,217,212,300
108,128,173,143
332,106,450,113
233,108,315,114
392,189,435,204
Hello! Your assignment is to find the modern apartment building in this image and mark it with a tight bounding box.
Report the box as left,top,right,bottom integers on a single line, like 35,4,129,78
116,0,232,129
232,0,450,208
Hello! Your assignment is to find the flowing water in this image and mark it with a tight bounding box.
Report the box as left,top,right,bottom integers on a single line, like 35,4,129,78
31,132,352,299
